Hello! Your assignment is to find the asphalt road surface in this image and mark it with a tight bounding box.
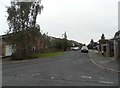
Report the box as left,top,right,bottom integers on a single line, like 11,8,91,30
2,51,118,86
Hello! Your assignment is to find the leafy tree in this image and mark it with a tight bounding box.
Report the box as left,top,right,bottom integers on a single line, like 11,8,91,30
90,39,94,44
55,39,63,50
6,0,43,59
98,33,108,51
101,33,105,40
87,39,98,49
99,33,107,44
87,39,94,49
62,32,68,51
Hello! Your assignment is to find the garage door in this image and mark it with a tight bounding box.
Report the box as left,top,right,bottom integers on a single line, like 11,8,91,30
5,45,13,56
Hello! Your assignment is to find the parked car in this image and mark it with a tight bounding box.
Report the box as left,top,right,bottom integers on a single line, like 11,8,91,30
81,46,89,53
71,47,79,51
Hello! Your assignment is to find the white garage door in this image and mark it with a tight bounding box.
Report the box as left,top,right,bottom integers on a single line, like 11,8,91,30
5,45,13,56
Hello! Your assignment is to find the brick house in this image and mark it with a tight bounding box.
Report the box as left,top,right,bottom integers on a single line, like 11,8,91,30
1,33,47,58
1,35,13,57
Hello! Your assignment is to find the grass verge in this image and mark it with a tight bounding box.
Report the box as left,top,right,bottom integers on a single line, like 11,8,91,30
28,52,64,59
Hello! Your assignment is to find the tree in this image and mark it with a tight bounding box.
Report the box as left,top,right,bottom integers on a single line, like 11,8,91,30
62,32,68,51
55,39,63,50
101,33,105,40
90,39,94,44
98,33,108,51
6,0,43,59
87,39,94,49
99,33,107,44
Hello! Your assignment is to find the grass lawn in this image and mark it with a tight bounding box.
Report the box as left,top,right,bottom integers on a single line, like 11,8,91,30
30,52,64,59
2,52,64,62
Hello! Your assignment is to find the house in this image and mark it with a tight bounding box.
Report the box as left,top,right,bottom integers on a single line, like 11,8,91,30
1,33,47,58
113,30,120,60
98,30,120,60
0,36,2,58
1,35,14,57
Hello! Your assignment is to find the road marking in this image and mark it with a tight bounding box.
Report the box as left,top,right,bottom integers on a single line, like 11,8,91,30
99,61,110,64
99,81,114,84
89,53,120,73
99,77,104,80
31,73,40,77
81,76,92,79
51,77,55,79
67,75,72,78
15,74,25,77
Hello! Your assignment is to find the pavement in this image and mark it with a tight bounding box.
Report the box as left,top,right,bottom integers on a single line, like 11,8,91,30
89,50,120,73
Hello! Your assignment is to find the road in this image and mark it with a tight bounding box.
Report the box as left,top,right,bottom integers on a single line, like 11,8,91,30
2,51,118,86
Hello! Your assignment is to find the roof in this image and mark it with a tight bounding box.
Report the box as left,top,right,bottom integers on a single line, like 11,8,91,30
114,30,120,38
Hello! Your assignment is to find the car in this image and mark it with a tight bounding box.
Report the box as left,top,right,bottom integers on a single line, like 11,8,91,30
71,47,79,51
81,46,89,53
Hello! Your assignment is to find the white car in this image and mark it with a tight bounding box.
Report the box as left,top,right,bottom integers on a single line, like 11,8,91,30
81,46,89,53
71,47,79,51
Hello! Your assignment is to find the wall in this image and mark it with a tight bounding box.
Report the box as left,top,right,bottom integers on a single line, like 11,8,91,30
114,39,120,60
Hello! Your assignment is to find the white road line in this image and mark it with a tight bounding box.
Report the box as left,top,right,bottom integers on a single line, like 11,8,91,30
51,77,55,79
89,53,120,73
81,76,92,79
98,81,114,84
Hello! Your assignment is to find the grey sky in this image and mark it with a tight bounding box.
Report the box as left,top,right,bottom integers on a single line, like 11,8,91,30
0,0,119,44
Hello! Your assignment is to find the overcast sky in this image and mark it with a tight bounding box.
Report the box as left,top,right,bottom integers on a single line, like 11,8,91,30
0,0,119,44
